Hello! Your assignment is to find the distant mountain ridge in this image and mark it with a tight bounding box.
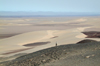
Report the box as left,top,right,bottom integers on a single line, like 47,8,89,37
0,11,100,17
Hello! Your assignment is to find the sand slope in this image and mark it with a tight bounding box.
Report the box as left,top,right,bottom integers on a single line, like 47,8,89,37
0,16,100,58
0,28,87,56
1,28,100,57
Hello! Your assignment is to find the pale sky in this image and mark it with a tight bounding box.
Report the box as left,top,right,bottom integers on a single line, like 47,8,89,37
0,0,100,13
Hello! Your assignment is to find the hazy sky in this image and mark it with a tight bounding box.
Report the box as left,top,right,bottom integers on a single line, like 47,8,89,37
0,0,100,13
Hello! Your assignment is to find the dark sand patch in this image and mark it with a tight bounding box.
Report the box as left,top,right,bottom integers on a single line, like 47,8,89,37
33,23,91,27
82,31,100,38
23,41,51,47
69,22,80,24
1,48,32,55
0,33,20,39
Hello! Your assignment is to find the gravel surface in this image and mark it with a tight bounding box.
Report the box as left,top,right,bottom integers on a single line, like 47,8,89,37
0,41,100,66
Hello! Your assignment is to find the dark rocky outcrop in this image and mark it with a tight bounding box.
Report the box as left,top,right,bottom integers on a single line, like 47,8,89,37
1,41,100,66
82,31,100,38
77,39,97,44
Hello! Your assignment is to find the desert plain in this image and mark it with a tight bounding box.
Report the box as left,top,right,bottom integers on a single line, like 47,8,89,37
0,16,100,66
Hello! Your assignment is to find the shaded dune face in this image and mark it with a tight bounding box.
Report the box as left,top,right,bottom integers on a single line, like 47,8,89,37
23,41,51,47
0,33,20,39
1,41,51,55
2,48,32,55
82,31,100,38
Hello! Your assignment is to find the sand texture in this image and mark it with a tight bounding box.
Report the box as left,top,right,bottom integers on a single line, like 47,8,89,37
0,16,100,65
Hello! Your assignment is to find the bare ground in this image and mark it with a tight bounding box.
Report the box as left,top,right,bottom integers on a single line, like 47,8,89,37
0,41,100,66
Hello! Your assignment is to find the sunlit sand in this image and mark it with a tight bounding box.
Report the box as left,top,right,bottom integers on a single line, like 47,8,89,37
0,16,100,58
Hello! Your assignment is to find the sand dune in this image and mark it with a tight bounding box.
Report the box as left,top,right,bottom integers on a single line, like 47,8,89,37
1,29,100,57
0,16,100,58
0,28,89,57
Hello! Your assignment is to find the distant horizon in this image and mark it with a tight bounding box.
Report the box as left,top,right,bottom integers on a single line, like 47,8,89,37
0,11,100,17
